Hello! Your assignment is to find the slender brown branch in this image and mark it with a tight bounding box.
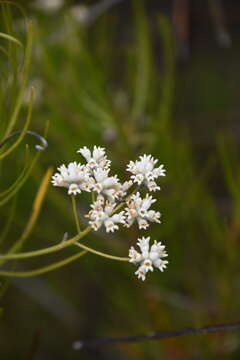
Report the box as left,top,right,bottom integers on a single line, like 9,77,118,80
72,321,240,350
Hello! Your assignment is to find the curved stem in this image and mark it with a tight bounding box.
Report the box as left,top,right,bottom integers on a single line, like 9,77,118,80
0,168,53,266
0,130,48,151
0,32,22,47
0,225,128,264
75,242,128,262
0,196,17,245
0,150,41,207
0,250,87,277
0,87,34,160
0,187,136,264
0,145,30,198
71,196,81,233
0,227,91,261
4,22,33,137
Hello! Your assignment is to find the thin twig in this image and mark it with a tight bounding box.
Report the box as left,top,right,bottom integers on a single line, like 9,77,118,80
72,321,240,350
0,168,53,266
71,196,81,233
0,130,48,151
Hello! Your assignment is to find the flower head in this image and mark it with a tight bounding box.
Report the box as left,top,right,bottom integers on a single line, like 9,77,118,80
85,198,126,233
127,154,165,191
51,162,94,195
125,192,161,229
77,146,111,171
129,236,168,280
92,168,121,201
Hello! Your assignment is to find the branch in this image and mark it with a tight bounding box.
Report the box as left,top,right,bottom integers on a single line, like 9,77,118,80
72,321,240,350
0,130,48,151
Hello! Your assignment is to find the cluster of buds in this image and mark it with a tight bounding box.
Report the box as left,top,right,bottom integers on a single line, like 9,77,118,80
52,146,168,280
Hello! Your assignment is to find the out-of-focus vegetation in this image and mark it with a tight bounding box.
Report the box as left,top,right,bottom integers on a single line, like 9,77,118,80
1,0,240,359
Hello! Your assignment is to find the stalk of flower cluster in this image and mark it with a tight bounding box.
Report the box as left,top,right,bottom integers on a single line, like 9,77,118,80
0,188,133,265
0,250,87,277
0,188,132,262
75,242,128,261
71,195,81,233
0,225,128,265
0,227,91,261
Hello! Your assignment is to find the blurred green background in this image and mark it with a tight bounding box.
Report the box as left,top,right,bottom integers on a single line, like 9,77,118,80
1,0,240,359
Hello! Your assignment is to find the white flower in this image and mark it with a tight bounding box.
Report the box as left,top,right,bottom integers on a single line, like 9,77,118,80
125,192,161,229
77,146,111,170
116,180,133,199
85,199,126,233
51,162,94,195
127,154,166,191
92,168,121,201
129,236,168,281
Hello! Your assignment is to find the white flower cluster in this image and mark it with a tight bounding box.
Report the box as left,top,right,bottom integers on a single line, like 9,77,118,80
52,146,168,280
125,192,161,229
85,197,125,233
127,154,165,191
129,237,168,281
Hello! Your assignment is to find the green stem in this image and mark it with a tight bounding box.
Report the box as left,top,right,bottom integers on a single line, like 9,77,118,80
75,242,128,262
71,195,81,233
0,195,17,245
0,87,34,160
0,187,137,264
0,145,29,198
0,225,128,263
0,32,22,47
91,191,95,203
4,22,34,137
0,150,41,207
0,250,87,277
0,227,91,261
